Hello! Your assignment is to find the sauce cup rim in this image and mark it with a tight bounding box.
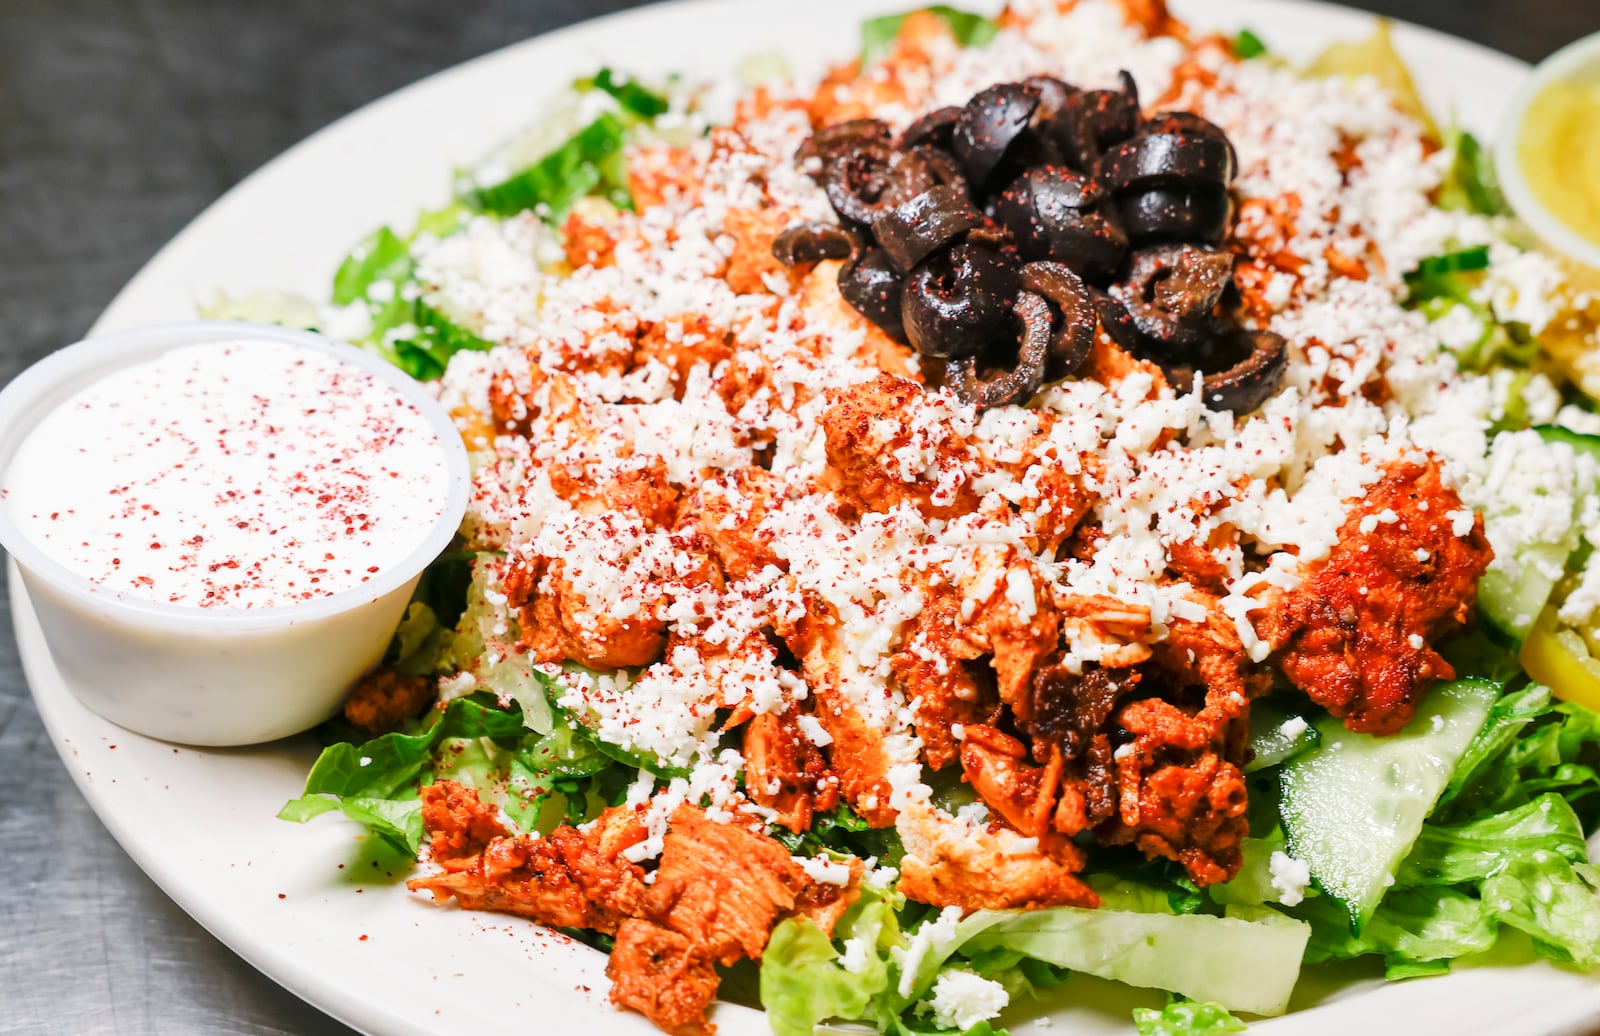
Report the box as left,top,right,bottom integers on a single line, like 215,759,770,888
0,320,471,631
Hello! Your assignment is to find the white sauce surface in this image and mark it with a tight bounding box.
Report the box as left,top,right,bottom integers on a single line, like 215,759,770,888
2,340,450,608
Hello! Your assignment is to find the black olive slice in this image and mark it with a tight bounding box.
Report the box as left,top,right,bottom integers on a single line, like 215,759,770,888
800,118,892,163
819,139,896,225
872,184,984,272
1026,75,1077,119
771,221,857,267
946,290,1052,409
1150,248,1236,317
902,244,1020,360
1020,261,1096,380
1141,110,1238,171
1042,102,1101,172
1100,132,1235,193
953,82,1043,187
909,144,968,193
1099,292,1216,358
821,142,941,226
1117,185,1233,243
1098,244,1229,355
839,249,909,343
1078,70,1141,146
1200,330,1287,414
1123,244,1236,319
898,106,962,150
994,166,1128,280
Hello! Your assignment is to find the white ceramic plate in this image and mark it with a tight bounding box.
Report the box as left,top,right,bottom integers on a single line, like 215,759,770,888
16,1,1600,1033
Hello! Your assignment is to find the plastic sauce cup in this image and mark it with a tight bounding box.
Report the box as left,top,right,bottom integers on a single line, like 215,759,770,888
0,321,470,746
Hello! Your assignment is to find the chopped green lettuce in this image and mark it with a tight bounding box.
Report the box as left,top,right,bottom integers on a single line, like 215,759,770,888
761,882,903,1036
1299,886,1496,967
1232,30,1268,60
277,694,531,854
957,904,1309,1016
862,6,999,66
771,802,905,867
332,225,412,306
470,112,631,218
389,299,494,380
1438,129,1509,216
1280,687,1600,973
588,67,670,120
197,289,321,330
278,689,645,853
1133,998,1247,1036
389,602,451,676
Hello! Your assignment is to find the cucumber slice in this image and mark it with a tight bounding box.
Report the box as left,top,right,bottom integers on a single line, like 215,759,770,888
957,902,1311,1016
1475,426,1593,643
1278,678,1500,931
1534,423,1600,459
1477,540,1572,643
1245,702,1320,772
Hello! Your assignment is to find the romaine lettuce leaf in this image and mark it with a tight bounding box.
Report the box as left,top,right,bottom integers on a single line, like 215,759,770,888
1132,998,1247,1036
1398,793,1588,887
1283,687,1600,973
1299,886,1497,967
862,6,999,66
277,694,531,854
332,225,412,306
957,904,1310,1016
389,299,494,380
1232,30,1268,60
470,112,630,218
1438,129,1509,216
590,67,670,120
761,882,902,1036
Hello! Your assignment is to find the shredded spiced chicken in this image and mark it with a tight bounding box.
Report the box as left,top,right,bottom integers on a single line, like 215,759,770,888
397,0,1503,1031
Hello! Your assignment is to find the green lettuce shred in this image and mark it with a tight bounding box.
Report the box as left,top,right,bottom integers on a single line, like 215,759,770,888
390,298,494,380
1285,687,1600,972
1133,998,1247,1036
1232,30,1268,60
1438,129,1509,217
277,694,531,854
861,6,999,66
469,112,631,218
589,67,670,120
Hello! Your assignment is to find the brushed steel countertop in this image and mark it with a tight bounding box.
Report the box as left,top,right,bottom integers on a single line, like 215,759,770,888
3,1,1598,1033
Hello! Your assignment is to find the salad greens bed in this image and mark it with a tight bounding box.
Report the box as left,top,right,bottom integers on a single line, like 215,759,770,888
267,10,1600,1036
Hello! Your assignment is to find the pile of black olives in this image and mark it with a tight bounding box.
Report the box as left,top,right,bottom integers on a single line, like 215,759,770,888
771,72,1286,413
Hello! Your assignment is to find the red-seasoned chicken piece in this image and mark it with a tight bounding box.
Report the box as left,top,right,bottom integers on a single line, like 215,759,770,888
686,467,787,583
607,922,723,1036
889,577,991,771
417,780,508,863
407,790,649,934
1255,459,1493,735
607,806,811,1035
1102,697,1250,887
896,801,1100,911
793,605,898,827
742,708,838,833
342,667,434,737
820,372,982,519
959,724,1060,839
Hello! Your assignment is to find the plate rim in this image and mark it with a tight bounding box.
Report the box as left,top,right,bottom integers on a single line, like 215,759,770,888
19,2,1600,1034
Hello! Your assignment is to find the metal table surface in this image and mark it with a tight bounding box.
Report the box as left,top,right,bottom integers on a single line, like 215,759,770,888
3,1,1599,1033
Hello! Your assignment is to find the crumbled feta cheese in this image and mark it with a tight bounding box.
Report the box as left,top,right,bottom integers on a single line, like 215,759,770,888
929,970,1010,1031
1268,850,1312,907
795,855,852,886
